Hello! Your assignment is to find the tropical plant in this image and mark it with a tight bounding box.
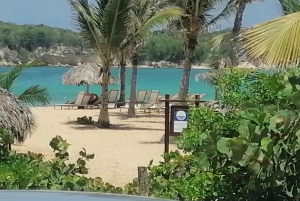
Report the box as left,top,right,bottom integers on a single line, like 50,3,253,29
0,63,51,106
163,0,235,100
239,0,300,67
69,0,133,128
123,0,183,117
148,68,300,200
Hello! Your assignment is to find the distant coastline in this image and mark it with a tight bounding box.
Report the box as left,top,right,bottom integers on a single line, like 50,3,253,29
0,63,212,70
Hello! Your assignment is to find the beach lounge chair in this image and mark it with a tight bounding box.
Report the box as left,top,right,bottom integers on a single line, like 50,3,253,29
54,92,93,109
119,90,148,112
140,93,178,114
54,92,85,109
145,90,160,103
90,90,119,108
141,93,206,114
108,89,119,108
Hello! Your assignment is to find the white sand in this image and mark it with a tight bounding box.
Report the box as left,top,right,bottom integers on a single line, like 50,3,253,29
12,107,177,187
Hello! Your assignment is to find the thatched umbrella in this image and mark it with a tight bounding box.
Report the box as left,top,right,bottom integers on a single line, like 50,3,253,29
0,87,36,143
62,63,116,93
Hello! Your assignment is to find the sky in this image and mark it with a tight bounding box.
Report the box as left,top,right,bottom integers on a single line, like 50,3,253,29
0,0,282,31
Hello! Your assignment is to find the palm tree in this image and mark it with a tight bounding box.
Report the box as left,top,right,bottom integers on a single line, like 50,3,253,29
0,63,51,106
120,0,183,117
211,0,263,66
239,0,300,67
116,49,128,108
69,0,133,128
165,0,235,101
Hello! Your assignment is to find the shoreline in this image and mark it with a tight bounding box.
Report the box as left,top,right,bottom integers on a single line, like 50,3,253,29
0,64,212,70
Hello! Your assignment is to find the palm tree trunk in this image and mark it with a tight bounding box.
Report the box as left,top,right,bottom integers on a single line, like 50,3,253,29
179,37,197,101
98,67,110,128
230,1,247,66
117,52,126,107
128,52,138,117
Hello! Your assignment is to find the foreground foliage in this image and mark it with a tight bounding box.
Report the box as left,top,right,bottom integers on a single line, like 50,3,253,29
148,68,300,200
0,135,125,192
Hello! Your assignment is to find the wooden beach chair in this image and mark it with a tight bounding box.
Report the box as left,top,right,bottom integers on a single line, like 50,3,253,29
142,93,206,114
90,90,119,108
140,93,178,114
108,89,119,108
119,89,148,112
54,92,85,109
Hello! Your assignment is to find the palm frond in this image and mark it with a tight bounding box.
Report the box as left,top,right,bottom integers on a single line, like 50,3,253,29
69,0,101,50
239,11,300,67
0,61,41,90
18,86,51,107
279,0,300,15
211,32,231,51
100,0,133,51
208,0,236,27
122,6,183,49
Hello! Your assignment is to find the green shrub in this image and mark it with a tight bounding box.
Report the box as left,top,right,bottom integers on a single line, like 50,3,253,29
0,135,122,192
148,68,300,200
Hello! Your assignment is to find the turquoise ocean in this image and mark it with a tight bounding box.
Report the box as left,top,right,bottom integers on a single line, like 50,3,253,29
0,66,214,105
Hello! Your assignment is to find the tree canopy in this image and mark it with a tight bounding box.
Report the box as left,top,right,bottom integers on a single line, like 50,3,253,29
0,21,230,65
0,21,85,51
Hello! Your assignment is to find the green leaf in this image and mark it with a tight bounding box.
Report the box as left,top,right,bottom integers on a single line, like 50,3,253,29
292,91,300,106
86,154,95,160
217,137,231,156
240,102,256,110
194,152,209,168
261,137,273,156
248,161,261,174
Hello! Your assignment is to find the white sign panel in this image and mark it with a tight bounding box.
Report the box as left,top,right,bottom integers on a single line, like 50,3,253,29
173,110,188,133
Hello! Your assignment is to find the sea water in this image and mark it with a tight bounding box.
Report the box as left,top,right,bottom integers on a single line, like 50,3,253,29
0,66,215,105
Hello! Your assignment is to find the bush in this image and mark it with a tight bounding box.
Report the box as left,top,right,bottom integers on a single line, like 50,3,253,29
148,68,300,200
0,135,122,192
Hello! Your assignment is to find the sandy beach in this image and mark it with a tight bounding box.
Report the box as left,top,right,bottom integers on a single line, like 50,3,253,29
12,107,177,187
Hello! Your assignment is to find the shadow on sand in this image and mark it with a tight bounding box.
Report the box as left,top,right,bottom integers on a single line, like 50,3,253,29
63,121,164,131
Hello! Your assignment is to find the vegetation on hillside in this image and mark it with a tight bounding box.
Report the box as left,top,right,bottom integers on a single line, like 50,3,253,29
0,21,85,51
139,29,230,64
0,21,229,65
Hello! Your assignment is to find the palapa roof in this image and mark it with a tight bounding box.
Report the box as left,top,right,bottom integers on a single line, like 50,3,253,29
62,63,116,86
0,87,36,143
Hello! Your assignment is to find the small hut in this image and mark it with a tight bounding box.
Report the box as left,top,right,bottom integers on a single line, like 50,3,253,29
62,63,116,93
0,87,36,143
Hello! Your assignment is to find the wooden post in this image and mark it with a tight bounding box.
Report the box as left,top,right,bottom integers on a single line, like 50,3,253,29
164,94,170,154
195,94,200,107
138,166,149,196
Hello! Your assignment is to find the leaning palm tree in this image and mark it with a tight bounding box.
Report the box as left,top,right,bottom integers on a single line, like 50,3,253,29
239,0,300,67
165,0,235,101
0,63,51,106
69,0,133,128
124,0,183,117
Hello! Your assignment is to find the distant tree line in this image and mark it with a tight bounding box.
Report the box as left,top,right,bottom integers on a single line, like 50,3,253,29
0,21,85,51
139,29,230,64
0,21,229,64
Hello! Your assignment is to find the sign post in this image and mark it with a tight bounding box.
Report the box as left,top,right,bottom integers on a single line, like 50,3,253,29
160,94,201,156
